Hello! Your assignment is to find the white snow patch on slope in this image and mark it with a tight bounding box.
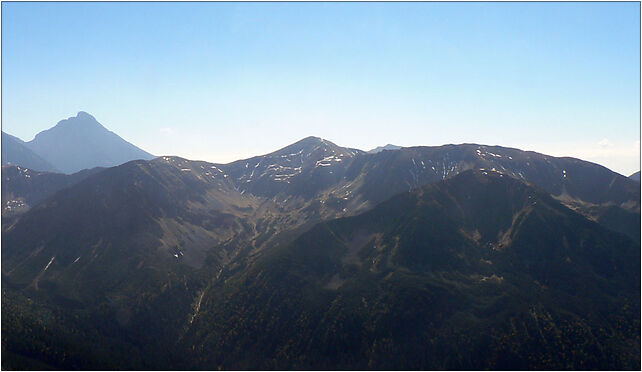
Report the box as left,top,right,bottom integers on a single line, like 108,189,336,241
43,256,55,272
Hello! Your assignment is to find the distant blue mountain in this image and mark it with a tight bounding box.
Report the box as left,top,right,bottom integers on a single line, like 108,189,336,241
22,112,155,174
2,131,59,172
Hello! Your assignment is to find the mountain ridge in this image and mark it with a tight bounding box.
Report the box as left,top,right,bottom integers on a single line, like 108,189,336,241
1,135,640,370
367,143,402,153
3,138,638,238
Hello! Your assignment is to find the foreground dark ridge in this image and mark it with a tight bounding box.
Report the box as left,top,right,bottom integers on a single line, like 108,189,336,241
181,170,640,369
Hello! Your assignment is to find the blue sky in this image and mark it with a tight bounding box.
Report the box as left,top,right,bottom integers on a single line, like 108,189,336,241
2,2,640,175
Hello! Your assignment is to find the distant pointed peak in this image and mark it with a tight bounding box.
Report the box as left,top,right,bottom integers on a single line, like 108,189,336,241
30,112,107,143
55,111,103,129
76,111,96,120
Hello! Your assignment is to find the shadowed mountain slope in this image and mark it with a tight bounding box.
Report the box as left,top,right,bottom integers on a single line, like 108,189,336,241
1,157,264,369
181,170,640,369
1,165,104,219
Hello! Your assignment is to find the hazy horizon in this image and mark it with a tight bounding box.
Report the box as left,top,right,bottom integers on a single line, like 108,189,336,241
2,110,639,177
2,2,640,175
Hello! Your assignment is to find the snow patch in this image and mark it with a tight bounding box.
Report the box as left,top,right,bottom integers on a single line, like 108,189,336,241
43,256,55,272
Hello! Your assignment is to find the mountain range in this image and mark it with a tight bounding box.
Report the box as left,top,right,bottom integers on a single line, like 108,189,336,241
1,114,640,370
2,112,154,174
